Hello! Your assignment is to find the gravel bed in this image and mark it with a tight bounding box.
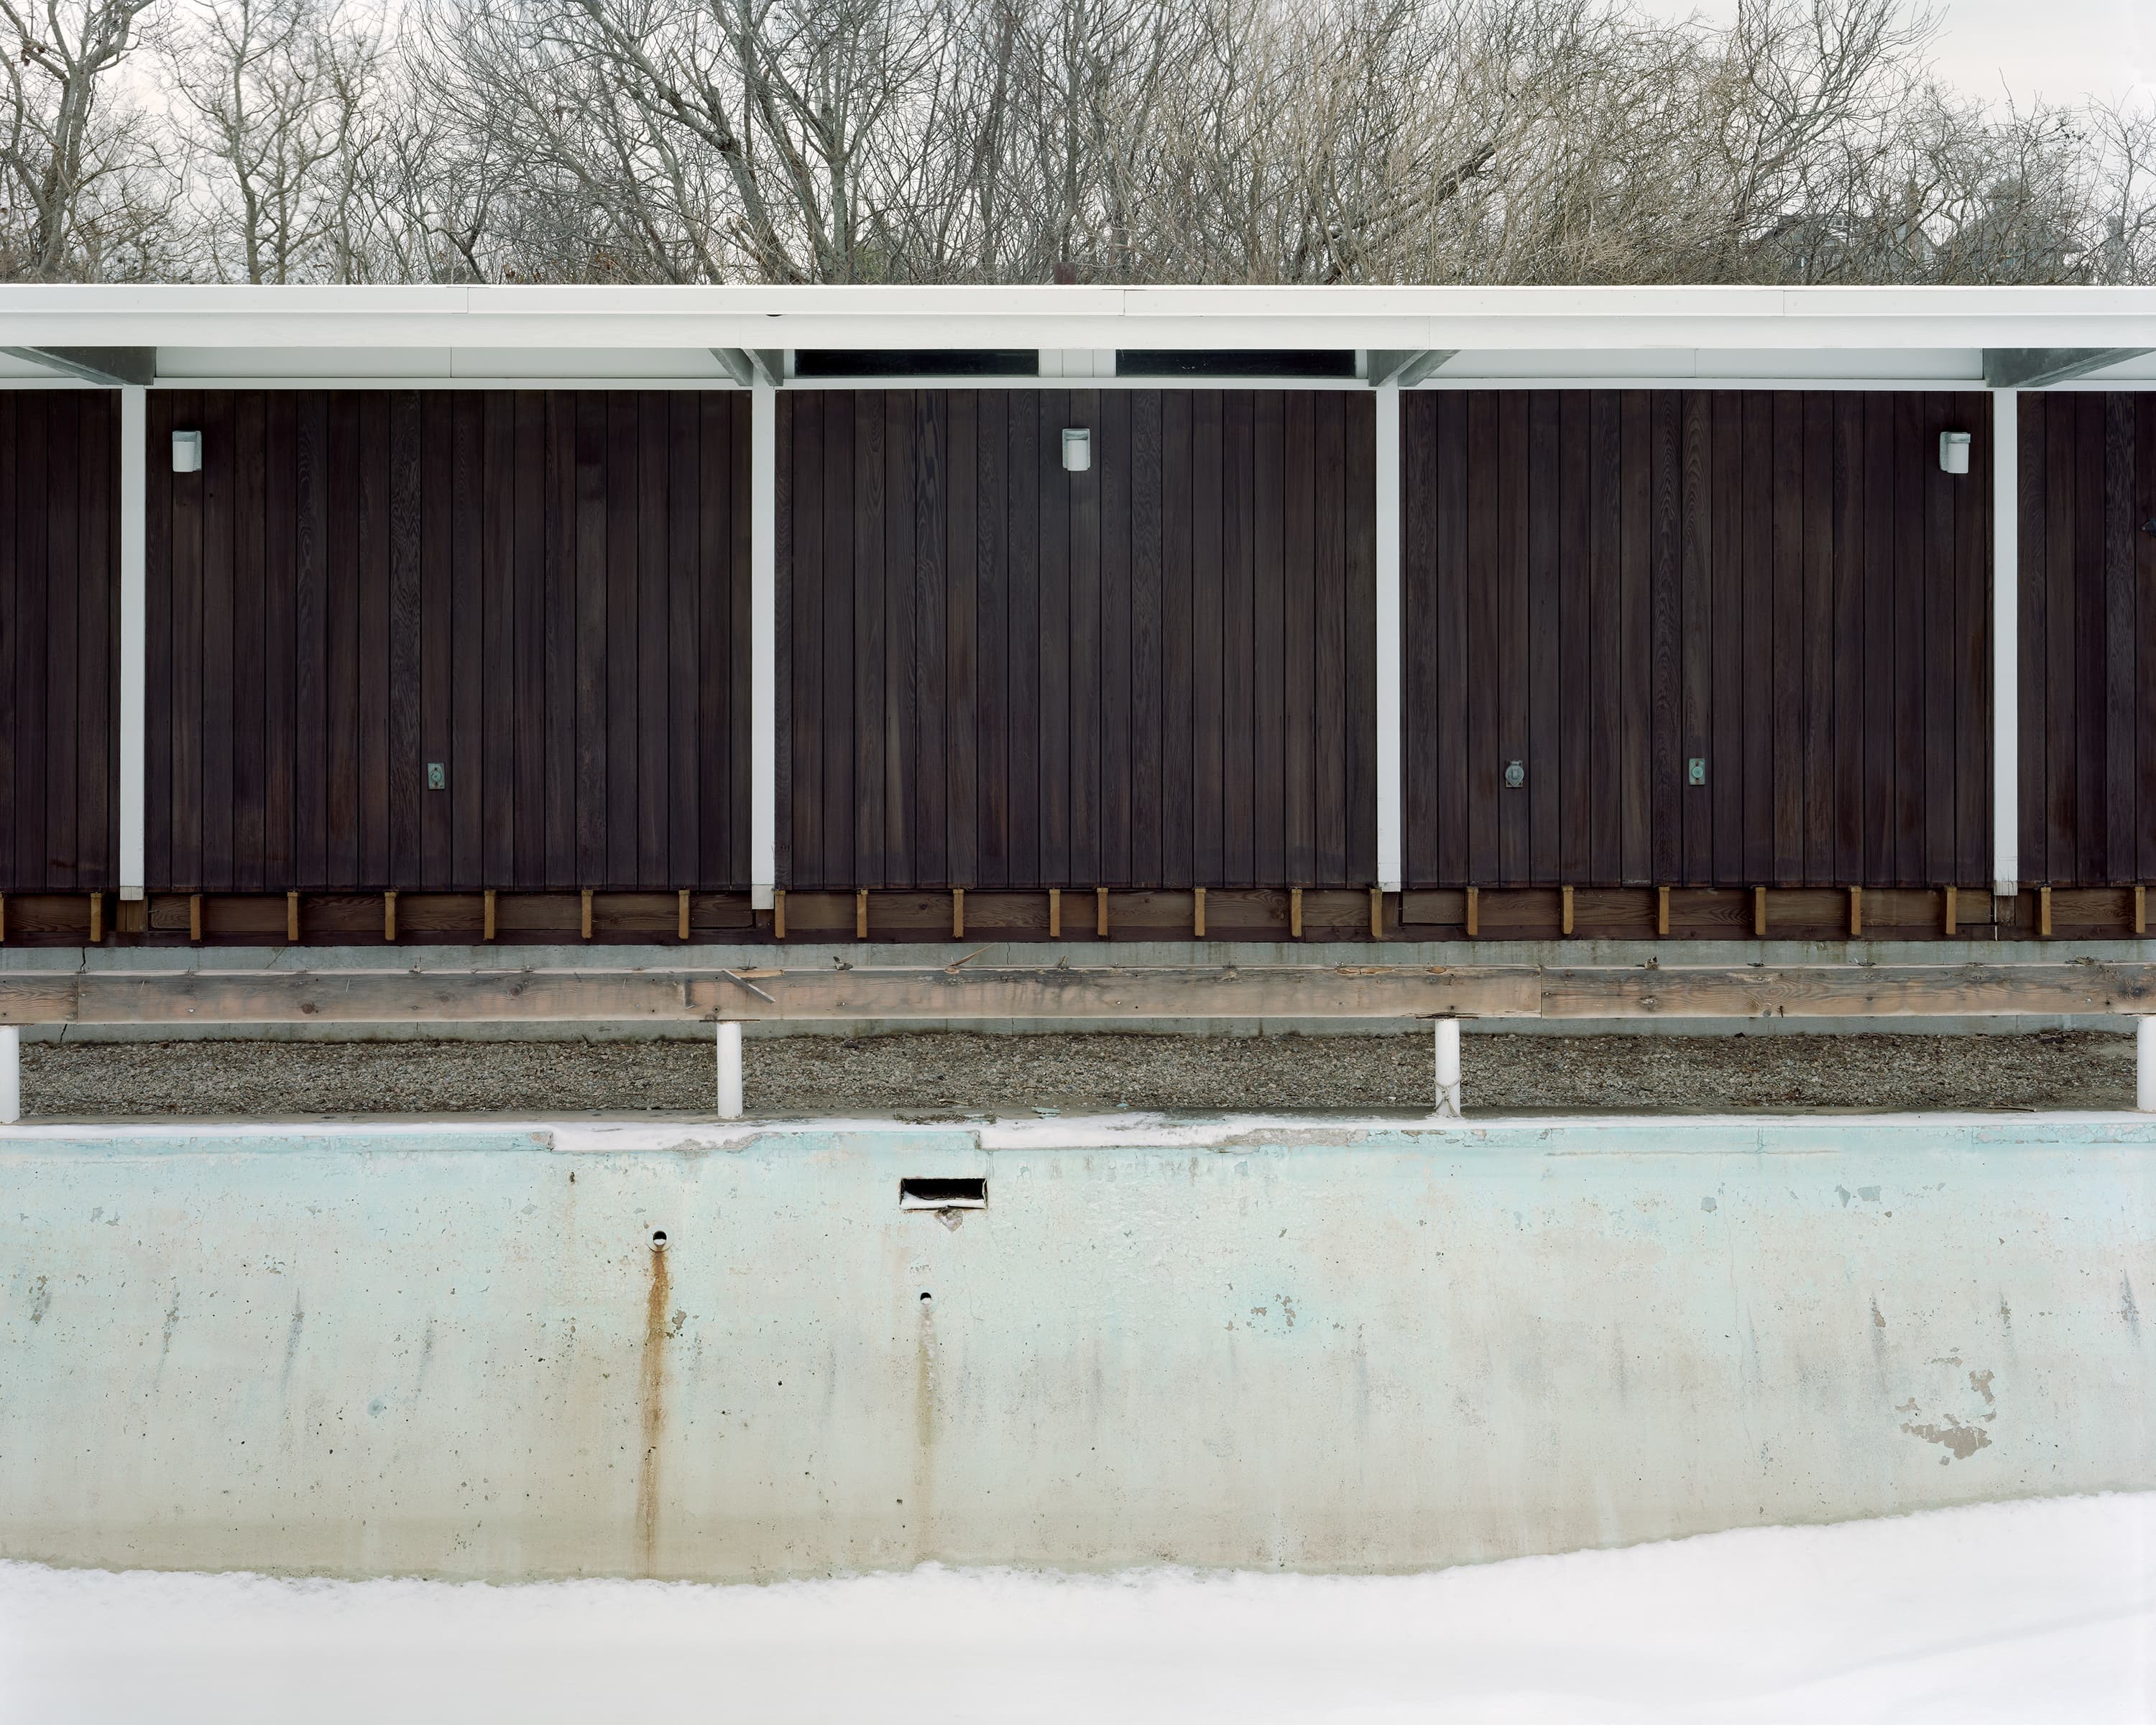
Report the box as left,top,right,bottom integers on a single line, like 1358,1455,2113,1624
13,1028,2139,1118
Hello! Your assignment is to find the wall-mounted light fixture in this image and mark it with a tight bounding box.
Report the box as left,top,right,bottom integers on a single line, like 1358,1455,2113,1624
1061,427,1091,472
1503,760,1525,789
172,429,203,474
1938,431,1971,475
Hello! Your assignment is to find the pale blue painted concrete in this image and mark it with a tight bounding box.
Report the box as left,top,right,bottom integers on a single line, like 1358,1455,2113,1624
3,1113,2150,1580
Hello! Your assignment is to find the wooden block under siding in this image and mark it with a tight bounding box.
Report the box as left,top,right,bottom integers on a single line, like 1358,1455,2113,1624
0,895,93,939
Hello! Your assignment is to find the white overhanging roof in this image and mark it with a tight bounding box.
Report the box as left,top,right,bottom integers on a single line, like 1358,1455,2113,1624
4,284,2156,386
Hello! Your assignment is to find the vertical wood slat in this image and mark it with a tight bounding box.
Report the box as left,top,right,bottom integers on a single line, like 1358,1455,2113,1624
138,389,751,893
775,387,1376,891
0,392,119,892
2017,391,2155,884
1401,388,1995,889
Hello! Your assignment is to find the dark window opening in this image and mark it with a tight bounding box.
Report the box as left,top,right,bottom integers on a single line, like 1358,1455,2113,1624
1115,349,1355,378
795,349,1039,378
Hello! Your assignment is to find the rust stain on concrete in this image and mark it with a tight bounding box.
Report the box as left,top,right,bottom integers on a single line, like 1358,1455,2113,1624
635,1238,670,1574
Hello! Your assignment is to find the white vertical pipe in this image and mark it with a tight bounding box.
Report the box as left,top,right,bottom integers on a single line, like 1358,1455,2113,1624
119,385,147,900
1375,382,1403,893
0,1026,20,1126
1991,388,2018,898
1432,1018,1461,1119
716,1021,744,1120
2138,1018,2155,1115
750,380,777,909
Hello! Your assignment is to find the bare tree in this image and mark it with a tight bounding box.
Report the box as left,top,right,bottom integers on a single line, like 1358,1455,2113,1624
5,0,2155,285
165,0,385,280
0,0,178,278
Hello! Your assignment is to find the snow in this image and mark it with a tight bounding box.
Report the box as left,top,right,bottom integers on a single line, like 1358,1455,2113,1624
4,1495,2152,1724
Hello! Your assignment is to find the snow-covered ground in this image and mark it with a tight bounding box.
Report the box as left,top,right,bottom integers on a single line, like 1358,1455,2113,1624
4,1495,2152,1724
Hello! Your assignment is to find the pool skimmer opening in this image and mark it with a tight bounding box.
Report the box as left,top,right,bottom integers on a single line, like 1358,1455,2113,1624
900,1177,987,1212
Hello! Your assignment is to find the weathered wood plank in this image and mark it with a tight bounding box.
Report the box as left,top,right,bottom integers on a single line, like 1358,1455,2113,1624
5,961,2149,1027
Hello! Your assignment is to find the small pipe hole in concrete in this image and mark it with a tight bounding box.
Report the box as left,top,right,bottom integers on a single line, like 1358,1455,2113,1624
650,1229,668,1251
900,1177,987,1212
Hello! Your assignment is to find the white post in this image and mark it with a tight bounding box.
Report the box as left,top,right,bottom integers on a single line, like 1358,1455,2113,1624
1375,382,1403,894
1991,388,2018,898
750,379,778,911
2138,1018,2155,1115
119,385,147,901
716,1021,744,1120
1433,1018,1461,1119
0,1026,20,1126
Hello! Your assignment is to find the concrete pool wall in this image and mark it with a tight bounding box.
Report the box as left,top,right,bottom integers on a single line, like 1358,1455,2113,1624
3,1114,2151,1581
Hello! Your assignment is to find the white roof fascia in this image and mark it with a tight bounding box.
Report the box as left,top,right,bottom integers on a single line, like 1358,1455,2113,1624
3,287,2156,374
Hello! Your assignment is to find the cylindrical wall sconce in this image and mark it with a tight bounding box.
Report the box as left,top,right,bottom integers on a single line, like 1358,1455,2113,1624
1938,431,1971,475
172,429,203,473
1061,427,1091,472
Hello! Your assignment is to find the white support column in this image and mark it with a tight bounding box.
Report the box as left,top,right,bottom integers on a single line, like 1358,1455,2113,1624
1,1026,20,1126
1991,388,2018,898
1375,382,1403,893
119,385,147,900
2138,1018,2155,1115
716,1021,744,1120
1432,1018,1461,1119
750,380,777,909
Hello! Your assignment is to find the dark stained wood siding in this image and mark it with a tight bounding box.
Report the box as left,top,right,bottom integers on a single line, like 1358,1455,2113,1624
0,390,119,891
2017,392,2156,886
777,388,1378,889
147,390,751,892
1402,390,1993,888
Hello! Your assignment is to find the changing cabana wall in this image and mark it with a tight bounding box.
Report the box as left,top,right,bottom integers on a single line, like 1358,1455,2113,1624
0,285,2151,947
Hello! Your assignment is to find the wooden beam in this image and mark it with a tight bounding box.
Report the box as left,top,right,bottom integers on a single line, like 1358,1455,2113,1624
1096,887,1109,938
1657,885,1669,937
581,888,594,940
384,890,398,943
287,891,300,944
953,888,965,939
1465,886,1478,938
486,889,499,942
1193,887,1206,939
677,890,690,942
1370,888,1384,941
1560,886,1573,937
4,961,2150,1028
2137,885,2147,937
1848,886,1862,939
189,894,202,943
88,893,103,945
1943,886,1957,938
1049,888,1061,939
1291,888,1303,939
2039,886,2051,938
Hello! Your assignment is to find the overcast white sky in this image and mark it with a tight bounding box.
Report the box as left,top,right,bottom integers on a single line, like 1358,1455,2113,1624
1661,0,2153,106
